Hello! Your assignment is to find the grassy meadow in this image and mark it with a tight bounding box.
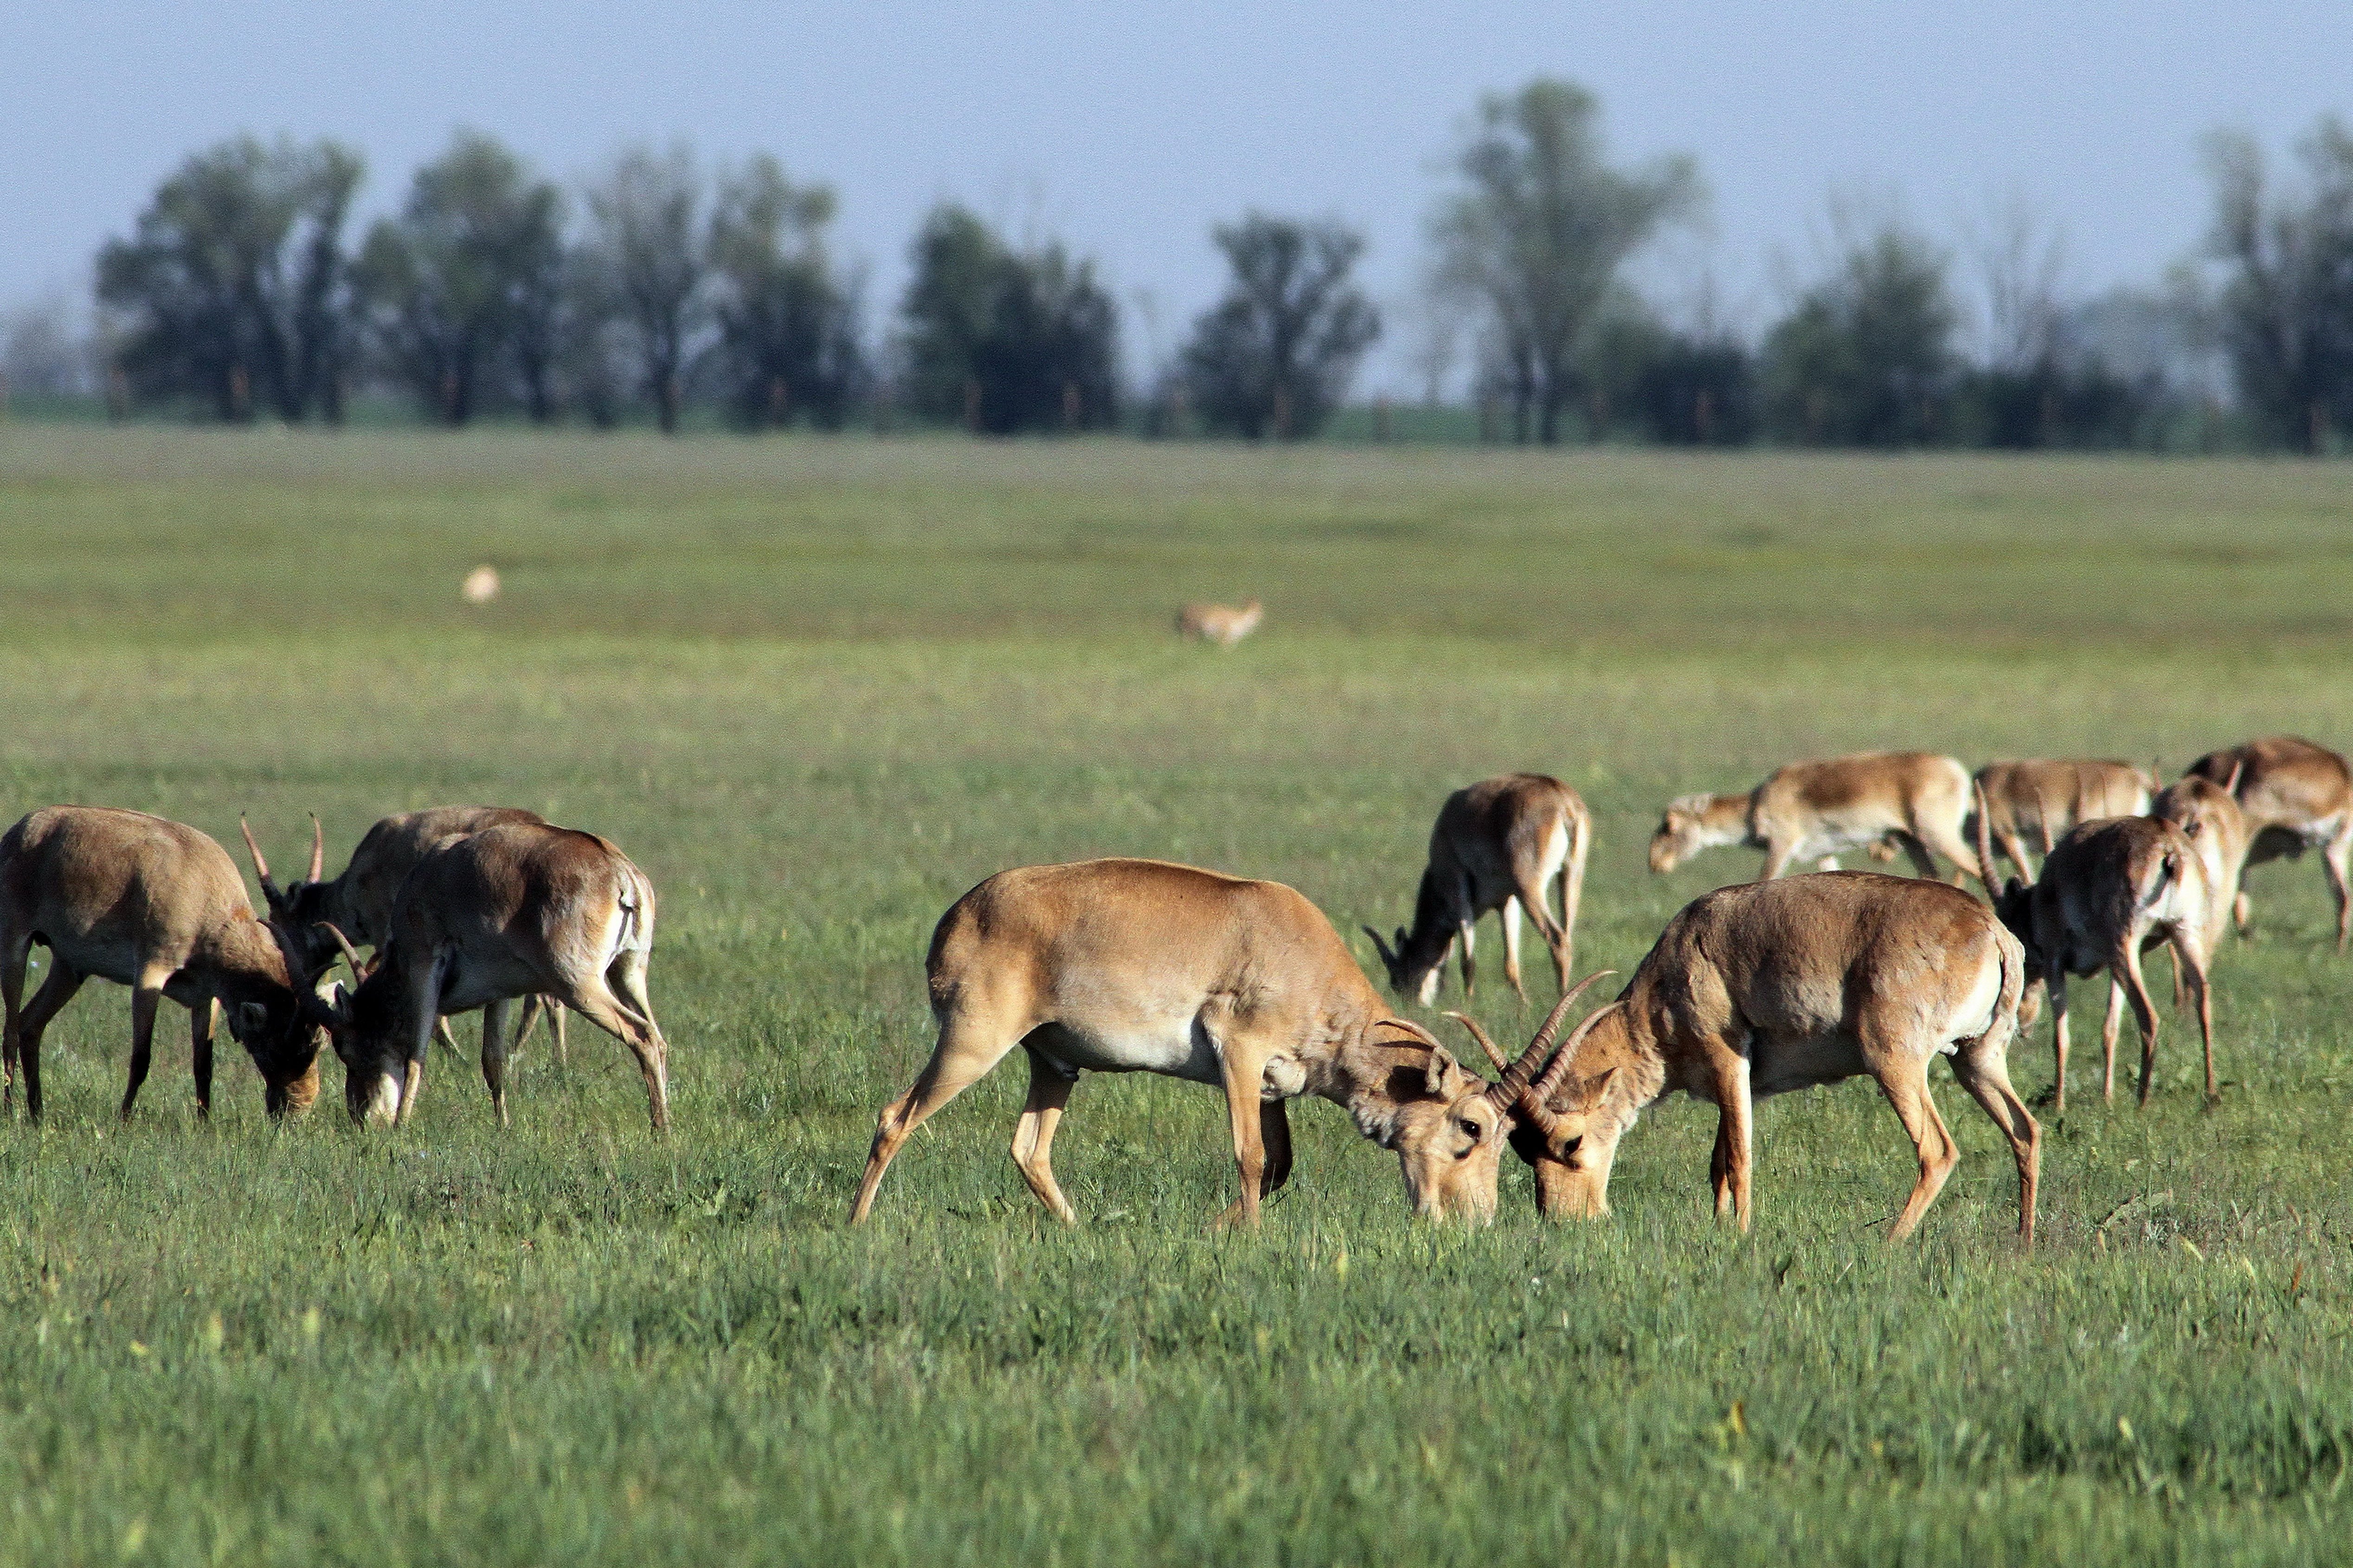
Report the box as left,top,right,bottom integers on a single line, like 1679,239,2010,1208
0,424,2352,1563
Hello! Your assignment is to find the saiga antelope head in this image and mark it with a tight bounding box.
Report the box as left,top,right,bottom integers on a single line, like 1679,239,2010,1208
1443,973,1624,1218
1647,795,1716,874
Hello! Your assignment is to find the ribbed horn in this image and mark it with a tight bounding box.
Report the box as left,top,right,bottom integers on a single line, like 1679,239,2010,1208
307,814,325,883
315,921,367,981
1503,970,1615,1089
1371,1016,1446,1051
1440,1010,1511,1075
1530,999,1627,1106
1973,779,1998,895
239,816,285,910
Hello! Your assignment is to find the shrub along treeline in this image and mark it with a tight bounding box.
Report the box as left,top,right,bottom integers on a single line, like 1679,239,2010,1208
62,84,2353,451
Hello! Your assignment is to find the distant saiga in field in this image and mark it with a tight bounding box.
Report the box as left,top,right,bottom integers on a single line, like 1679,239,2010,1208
1969,758,2155,881
1366,773,1590,1005
241,806,571,1063
849,857,1598,1228
1452,871,2038,1244
1174,598,1263,646
297,821,669,1129
1976,788,2218,1109
1649,752,1988,885
2184,736,2353,949
0,806,333,1120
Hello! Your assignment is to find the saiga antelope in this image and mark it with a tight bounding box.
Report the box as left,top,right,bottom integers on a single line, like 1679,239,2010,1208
1366,774,1591,1005
2184,736,2353,950
849,858,1599,1228
1174,599,1263,647
1454,871,2037,1244
301,822,668,1129
1971,759,2155,881
1977,796,2218,1109
0,806,331,1120
1649,752,1987,885
243,808,570,1061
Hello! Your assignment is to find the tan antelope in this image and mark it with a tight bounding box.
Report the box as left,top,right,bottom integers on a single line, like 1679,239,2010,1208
242,807,569,1061
1174,598,1263,646
2185,736,2353,949
1971,759,2155,881
0,806,331,1120
1452,871,2038,1243
301,821,667,1129
2151,772,2253,962
849,858,1601,1228
1366,774,1591,1006
1649,752,1987,885
1976,798,2217,1109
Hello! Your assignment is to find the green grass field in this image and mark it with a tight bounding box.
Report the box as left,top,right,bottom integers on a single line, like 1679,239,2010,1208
0,425,2350,1564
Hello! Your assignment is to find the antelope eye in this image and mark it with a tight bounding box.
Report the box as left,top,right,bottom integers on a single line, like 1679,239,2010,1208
1458,1117,1483,1140
1555,1135,1583,1159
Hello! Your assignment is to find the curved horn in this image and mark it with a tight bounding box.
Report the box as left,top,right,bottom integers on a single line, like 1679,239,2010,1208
1530,999,1628,1106
1371,1016,1446,1051
265,920,347,1032
315,921,367,981
1440,1010,1511,1075
1973,779,1998,894
2222,758,2244,799
1503,970,1616,1088
239,815,286,912
307,813,325,883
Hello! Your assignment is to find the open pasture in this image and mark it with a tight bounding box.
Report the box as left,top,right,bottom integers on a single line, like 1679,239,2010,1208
0,426,2350,1563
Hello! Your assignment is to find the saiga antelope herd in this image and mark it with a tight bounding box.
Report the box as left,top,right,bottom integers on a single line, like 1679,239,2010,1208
2,734,2343,1249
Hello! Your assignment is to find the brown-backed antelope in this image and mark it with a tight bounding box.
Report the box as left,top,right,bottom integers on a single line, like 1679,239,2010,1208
1174,598,1263,646
849,858,1600,1228
1977,799,2217,1109
242,807,569,1061
1971,759,2155,881
0,806,331,1120
302,822,667,1129
2151,772,2253,961
2185,736,2353,950
1365,774,1591,1005
1458,871,2037,1243
1649,752,1987,885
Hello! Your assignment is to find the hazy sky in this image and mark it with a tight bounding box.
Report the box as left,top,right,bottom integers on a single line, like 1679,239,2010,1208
6,1,2348,391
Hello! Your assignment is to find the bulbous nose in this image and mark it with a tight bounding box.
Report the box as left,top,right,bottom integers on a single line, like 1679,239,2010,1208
351,1073,401,1126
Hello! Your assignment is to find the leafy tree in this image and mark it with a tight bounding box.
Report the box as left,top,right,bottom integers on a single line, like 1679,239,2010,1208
2205,119,2353,451
354,131,566,425
95,135,364,421
1586,312,1755,444
1761,218,1957,446
1181,214,1379,439
584,143,707,433
707,155,864,429
1431,79,1697,443
900,206,1117,434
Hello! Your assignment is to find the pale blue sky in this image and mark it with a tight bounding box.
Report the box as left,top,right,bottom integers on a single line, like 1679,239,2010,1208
6,1,2348,391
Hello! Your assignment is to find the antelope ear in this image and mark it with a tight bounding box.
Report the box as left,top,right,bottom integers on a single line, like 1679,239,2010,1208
1424,1043,1474,1100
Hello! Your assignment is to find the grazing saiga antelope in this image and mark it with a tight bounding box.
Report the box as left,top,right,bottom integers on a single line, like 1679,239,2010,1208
1174,598,1263,647
1453,871,2038,1244
1648,752,1987,885
2184,736,2353,949
1977,796,2218,1109
242,807,569,1061
1971,759,2155,881
2150,772,2253,961
1365,774,1591,1005
301,822,668,1129
849,858,1592,1228
0,806,331,1120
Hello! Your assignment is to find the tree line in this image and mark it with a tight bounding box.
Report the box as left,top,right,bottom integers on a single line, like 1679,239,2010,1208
31,78,2353,451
